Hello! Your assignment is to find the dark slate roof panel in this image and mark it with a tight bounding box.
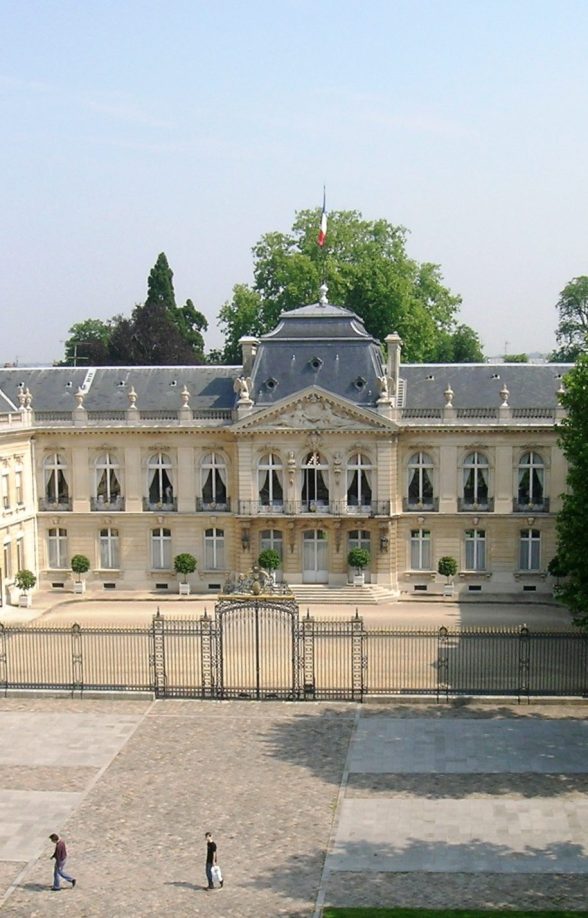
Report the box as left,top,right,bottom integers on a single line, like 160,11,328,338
402,364,572,409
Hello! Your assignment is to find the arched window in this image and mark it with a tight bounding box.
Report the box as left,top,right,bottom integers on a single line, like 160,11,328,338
258,453,283,508
301,451,329,511
518,452,544,507
95,452,121,509
347,453,373,510
44,453,69,508
204,527,225,569
147,453,174,507
407,452,434,507
463,452,489,507
201,453,228,508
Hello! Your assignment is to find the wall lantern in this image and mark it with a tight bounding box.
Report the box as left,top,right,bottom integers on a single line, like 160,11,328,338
380,536,389,553
241,529,251,550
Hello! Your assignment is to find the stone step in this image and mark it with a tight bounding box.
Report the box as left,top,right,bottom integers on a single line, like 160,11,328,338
288,584,395,605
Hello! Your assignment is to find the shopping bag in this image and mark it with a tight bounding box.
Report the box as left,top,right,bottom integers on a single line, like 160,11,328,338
211,864,223,884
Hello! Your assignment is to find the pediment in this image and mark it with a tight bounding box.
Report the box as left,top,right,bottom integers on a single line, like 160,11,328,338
235,387,397,433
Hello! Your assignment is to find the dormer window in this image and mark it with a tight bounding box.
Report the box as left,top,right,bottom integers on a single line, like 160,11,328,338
353,376,367,390
309,356,323,370
265,377,278,391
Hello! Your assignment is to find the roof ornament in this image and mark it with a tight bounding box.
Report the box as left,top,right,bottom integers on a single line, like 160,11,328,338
74,386,85,409
444,384,454,407
319,283,328,305
128,385,138,409
499,383,510,407
181,384,191,407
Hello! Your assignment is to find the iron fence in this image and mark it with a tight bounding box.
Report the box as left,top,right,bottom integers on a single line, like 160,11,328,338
0,608,586,701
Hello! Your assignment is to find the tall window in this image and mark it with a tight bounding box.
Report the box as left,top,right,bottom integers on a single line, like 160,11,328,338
3,541,12,580
348,529,371,554
44,453,69,505
518,452,544,507
1,471,9,509
15,466,23,505
519,528,541,571
465,529,486,571
347,453,373,508
258,453,283,507
407,452,434,506
48,527,68,568
301,451,329,509
95,453,121,506
148,453,174,506
201,453,227,507
151,527,171,569
260,529,283,558
204,527,225,569
16,537,24,572
463,452,489,506
410,529,431,570
99,527,120,569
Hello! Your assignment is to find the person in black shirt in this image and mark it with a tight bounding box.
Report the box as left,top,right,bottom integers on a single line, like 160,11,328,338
204,832,223,889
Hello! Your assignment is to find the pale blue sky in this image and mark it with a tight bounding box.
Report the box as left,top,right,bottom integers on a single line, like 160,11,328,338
1,0,587,364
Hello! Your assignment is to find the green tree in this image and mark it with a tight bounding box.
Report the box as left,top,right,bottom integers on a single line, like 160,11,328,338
554,355,588,628
61,319,113,366
146,252,176,308
218,209,470,364
551,275,588,362
433,324,485,362
503,353,529,363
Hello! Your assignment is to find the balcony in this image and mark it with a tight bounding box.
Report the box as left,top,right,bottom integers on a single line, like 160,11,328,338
457,497,495,512
195,498,231,513
512,498,550,513
38,498,72,512
237,500,391,517
402,498,439,513
142,498,178,512
91,497,126,512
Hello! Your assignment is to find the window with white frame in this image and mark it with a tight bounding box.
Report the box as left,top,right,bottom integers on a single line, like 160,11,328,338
258,453,283,507
348,529,371,554
1,471,9,509
15,466,23,505
518,452,544,507
463,452,489,506
346,453,373,508
410,528,431,570
201,453,227,507
3,540,12,580
44,453,69,505
407,452,434,506
464,529,486,571
48,527,68,568
16,537,24,572
151,527,171,570
204,527,225,569
519,528,541,571
260,529,283,558
148,453,174,506
99,527,120,569
95,453,122,506
301,451,329,509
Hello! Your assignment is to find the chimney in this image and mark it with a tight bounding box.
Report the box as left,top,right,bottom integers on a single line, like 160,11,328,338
385,332,402,397
239,336,258,376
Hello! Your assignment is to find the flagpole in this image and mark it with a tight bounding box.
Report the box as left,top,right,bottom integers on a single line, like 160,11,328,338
317,185,328,300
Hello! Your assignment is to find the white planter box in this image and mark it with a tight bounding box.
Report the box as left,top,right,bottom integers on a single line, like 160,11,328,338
178,582,191,595
18,593,32,607
353,573,365,586
443,584,455,597
73,581,86,594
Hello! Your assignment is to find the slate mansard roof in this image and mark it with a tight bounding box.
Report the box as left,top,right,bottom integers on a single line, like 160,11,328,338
0,300,572,415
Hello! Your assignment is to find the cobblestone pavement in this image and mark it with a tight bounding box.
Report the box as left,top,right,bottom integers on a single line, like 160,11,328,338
0,698,586,917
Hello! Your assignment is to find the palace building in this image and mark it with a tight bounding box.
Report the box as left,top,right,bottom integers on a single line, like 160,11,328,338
0,288,570,603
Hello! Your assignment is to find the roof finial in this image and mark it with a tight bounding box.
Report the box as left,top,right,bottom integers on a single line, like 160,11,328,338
319,283,328,305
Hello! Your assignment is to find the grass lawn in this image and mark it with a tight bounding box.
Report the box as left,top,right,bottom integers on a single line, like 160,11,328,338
323,911,588,918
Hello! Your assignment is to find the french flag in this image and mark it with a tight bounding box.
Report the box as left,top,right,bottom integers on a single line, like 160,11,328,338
317,188,327,247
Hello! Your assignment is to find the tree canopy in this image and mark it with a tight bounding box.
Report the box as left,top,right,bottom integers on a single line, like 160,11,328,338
217,209,483,364
554,355,588,628
60,253,207,366
550,275,588,362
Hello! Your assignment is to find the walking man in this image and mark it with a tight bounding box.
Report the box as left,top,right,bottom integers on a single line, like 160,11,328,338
204,832,223,889
49,833,76,891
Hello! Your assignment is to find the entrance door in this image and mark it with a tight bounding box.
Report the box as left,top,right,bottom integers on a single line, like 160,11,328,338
303,529,328,583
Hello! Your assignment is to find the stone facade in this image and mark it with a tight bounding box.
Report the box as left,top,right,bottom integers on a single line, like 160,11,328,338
0,297,570,603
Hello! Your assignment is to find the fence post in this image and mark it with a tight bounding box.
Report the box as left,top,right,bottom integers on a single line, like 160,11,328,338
518,624,530,704
200,609,215,698
71,623,83,697
151,608,167,698
0,623,7,695
301,610,315,699
437,626,449,702
351,610,364,701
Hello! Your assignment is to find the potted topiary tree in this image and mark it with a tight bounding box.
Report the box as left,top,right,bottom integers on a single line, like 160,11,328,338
548,555,568,596
174,552,197,595
14,569,36,607
348,547,370,586
71,554,91,593
258,548,281,584
438,556,458,596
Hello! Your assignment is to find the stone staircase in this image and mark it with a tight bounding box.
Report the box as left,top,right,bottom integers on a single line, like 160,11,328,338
288,583,397,605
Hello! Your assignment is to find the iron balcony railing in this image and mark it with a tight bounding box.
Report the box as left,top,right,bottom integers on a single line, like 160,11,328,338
142,498,178,512
237,500,391,516
38,498,72,512
513,498,550,513
90,497,126,511
402,498,440,512
195,498,231,512
457,497,495,512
